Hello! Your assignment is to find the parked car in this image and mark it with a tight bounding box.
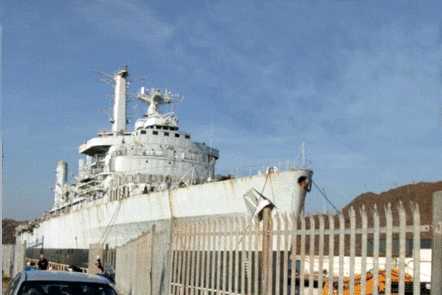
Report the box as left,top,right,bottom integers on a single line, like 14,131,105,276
6,270,117,295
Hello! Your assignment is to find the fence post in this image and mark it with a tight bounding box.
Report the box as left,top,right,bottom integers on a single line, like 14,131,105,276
166,219,176,295
432,191,442,295
103,244,109,266
261,207,273,295
150,224,156,295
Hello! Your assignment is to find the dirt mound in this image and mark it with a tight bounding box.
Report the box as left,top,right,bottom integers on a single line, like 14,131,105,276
342,181,442,226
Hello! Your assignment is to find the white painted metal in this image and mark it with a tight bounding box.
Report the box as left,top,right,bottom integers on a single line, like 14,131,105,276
318,215,325,295
19,170,311,249
299,215,306,295
349,207,356,295
399,203,406,295
17,66,313,251
413,204,421,295
385,204,393,295
360,207,368,295
53,160,68,209
327,214,335,295
166,204,429,295
372,205,380,295
338,213,345,295
308,215,315,295
112,67,128,134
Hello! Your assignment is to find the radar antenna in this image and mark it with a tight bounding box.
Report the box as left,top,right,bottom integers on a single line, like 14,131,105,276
137,87,183,116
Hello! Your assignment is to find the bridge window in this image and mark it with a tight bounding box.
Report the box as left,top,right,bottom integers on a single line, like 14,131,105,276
175,134,180,138
140,130,146,135
185,135,190,139
153,131,158,135
164,132,169,136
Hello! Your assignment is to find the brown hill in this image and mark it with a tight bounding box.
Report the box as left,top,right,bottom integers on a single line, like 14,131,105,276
2,219,27,244
342,180,442,228
297,181,442,255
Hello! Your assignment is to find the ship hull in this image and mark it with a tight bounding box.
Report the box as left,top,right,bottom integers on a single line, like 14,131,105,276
19,170,311,249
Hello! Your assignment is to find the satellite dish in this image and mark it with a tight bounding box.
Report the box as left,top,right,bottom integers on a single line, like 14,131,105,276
243,188,275,222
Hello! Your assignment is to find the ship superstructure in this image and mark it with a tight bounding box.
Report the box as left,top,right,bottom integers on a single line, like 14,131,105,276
54,67,219,211
18,67,313,249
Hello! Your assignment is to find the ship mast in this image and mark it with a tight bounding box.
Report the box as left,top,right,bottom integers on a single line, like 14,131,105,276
112,66,129,134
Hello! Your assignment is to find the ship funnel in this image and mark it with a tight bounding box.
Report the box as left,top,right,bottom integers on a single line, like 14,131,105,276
54,160,68,208
112,66,129,134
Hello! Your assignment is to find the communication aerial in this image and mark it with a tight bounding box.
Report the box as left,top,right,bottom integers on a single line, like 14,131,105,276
137,87,183,116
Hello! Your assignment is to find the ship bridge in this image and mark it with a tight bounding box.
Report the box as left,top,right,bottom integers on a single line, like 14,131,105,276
79,133,130,156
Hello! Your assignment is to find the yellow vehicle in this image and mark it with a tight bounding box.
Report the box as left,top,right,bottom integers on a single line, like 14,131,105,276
321,268,413,295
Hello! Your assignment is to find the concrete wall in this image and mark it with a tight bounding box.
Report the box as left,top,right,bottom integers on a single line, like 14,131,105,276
115,232,153,295
2,243,26,278
12,243,25,277
2,244,15,278
149,222,172,295
113,221,172,295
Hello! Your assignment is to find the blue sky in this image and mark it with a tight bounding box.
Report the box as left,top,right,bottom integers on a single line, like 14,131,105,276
1,1,441,220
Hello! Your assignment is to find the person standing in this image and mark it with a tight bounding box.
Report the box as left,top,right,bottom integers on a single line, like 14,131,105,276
37,253,49,270
95,256,104,273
